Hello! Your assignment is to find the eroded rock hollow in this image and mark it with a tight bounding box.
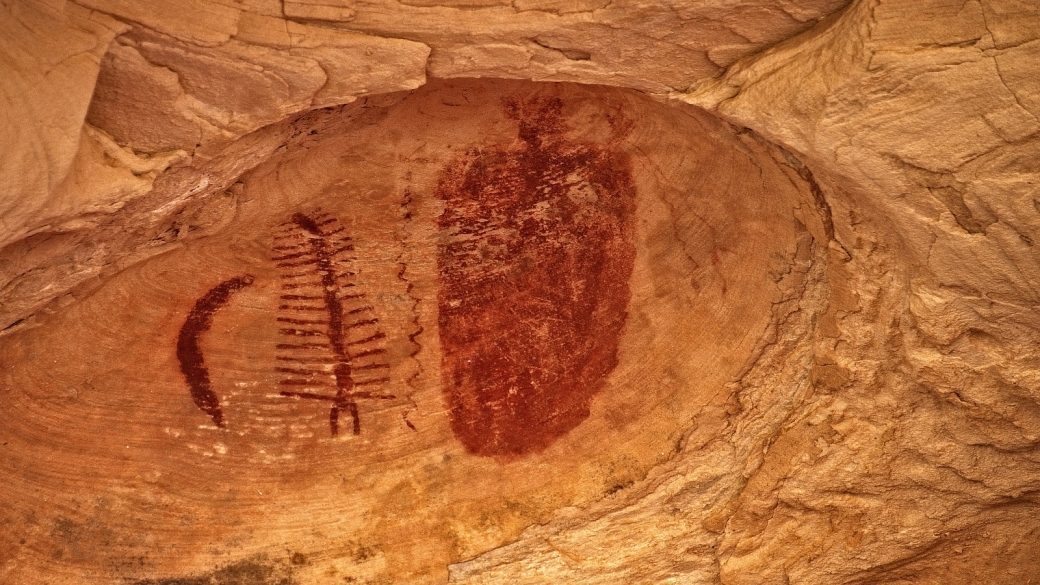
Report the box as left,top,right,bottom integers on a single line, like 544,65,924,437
2,0,1039,583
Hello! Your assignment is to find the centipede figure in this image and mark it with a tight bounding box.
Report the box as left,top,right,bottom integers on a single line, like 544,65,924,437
271,211,394,436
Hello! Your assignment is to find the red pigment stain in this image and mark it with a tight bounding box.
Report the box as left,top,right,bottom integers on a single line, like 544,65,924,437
177,275,254,427
436,95,636,458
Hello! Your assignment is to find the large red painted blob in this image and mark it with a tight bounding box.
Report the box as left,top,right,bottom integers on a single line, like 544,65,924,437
436,96,637,458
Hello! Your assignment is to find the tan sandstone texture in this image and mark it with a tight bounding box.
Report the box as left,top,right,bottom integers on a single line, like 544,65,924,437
1,0,1038,583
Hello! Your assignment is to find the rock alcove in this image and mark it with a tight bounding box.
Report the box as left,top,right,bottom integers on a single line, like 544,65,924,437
4,0,1040,583
1,78,820,583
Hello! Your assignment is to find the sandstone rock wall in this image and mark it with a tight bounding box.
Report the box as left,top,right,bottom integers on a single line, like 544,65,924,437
0,0,849,332
2,0,1038,583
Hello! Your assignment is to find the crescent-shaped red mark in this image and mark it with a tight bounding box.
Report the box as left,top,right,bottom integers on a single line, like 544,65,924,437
176,275,254,427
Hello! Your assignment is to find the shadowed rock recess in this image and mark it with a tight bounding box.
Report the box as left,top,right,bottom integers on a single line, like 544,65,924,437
1,1,1038,583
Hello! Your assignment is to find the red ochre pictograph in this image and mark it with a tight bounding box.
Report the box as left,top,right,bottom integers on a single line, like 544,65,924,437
435,96,637,458
271,211,394,436
176,212,394,436
177,275,255,428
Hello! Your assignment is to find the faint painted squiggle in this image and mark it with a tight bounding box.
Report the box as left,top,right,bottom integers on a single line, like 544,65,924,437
396,188,424,432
